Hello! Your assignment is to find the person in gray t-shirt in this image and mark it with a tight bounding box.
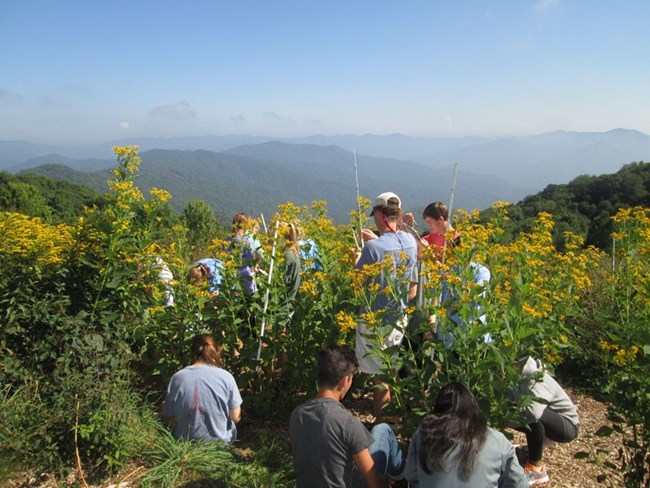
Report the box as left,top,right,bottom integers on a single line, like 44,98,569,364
163,334,242,443
290,345,405,487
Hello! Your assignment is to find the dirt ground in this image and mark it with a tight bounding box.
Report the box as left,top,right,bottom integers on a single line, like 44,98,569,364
5,388,627,487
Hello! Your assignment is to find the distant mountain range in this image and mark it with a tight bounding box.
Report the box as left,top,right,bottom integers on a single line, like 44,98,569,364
2,129,648,223
16,144,530,223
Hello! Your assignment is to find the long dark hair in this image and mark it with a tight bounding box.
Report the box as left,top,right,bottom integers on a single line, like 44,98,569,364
419,382,487,479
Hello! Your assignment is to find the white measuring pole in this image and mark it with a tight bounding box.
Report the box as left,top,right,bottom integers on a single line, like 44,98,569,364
441,163,459,264
353,148,364,249
255,220,279,361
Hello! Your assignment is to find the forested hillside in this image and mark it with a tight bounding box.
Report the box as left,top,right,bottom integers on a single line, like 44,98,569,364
0,170,102,223
482,161,650,250
16,144,532,223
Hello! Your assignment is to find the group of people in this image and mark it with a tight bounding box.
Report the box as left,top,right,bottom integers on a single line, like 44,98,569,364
161,193,579,486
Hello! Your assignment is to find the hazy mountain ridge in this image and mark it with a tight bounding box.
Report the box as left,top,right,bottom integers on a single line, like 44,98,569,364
2,129,648,191
19,144,532,223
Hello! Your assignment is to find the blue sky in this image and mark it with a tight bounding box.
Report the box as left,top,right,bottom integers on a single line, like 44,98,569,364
1,0,648,144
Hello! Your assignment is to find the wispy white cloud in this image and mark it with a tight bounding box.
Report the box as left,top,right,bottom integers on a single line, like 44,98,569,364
119,121,130,129
262,111,291,122
263,111,322,125
149,101,196,119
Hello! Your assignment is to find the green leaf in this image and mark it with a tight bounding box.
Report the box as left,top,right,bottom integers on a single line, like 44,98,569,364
594,425,614,437
86,333,104,352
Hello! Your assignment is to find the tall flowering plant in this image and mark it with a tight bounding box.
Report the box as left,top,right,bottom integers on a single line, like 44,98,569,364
371,204,602,432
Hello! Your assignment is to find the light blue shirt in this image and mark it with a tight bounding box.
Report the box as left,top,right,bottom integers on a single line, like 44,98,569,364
228,233,259,294
299,238,323,271
195,258,224,294
163,364,242,443
355,231,418,321
405,427,528,487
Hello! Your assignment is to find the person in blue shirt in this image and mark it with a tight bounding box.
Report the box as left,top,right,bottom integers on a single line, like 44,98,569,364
299,237,323,271
354,192,418,420
163,334,242,443
227,213,262,296
188,258,224,299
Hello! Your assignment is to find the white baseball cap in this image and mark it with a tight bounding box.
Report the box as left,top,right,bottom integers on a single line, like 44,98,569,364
369,192,401,216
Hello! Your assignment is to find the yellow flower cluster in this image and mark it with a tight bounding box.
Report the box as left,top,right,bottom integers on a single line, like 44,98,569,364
0,212,74,267
599,340,619,352
360,311,380,329
299,279,319,297
112,145,141,175
613,345,641,366
336,310,357,334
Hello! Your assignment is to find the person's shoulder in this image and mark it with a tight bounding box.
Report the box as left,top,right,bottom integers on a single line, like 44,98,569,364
290,398,331,421
485,428,515,453
358,239,382,261
169,365,194,381
364,237,383,250
397,230,417,243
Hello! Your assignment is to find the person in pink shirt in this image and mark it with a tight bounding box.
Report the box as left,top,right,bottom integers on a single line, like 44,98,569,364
404,201,459,261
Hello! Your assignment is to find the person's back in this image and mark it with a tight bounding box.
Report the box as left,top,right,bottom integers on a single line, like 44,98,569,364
406,427,527,488
163,334,242,444
164,364,240,443
405,382,527,488
290,397,373,487
289,345,405,488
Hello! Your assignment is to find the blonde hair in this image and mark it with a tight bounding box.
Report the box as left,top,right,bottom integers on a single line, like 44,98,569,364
283,222,300,257
232,212,251,230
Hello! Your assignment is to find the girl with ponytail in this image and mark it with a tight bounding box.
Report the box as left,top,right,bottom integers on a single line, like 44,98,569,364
282,222,302,305
163,334,243,443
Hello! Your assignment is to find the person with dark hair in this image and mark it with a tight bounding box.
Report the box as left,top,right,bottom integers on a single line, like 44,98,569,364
404,382,527,487
163,334,242,443
188,258,224,298
404,201,460,261
290,345,406,487
515,356,579,485
354,192,418,420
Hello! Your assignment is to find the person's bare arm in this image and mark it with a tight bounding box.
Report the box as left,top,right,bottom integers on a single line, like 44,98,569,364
353,448,387,488
230,407,241,424
403,212,416,228
361,228,379,242
408,281,418,302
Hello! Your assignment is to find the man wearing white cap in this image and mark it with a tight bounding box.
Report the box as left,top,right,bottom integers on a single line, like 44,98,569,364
353,192,418,421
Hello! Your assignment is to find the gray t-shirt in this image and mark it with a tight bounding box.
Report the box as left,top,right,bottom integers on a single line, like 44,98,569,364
404,427,528,488
290,398,374,487
163,364,242,443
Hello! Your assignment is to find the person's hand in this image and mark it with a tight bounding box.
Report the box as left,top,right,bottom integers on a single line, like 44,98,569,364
351,247,362,263
403,212,416,228
361,228,378,242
